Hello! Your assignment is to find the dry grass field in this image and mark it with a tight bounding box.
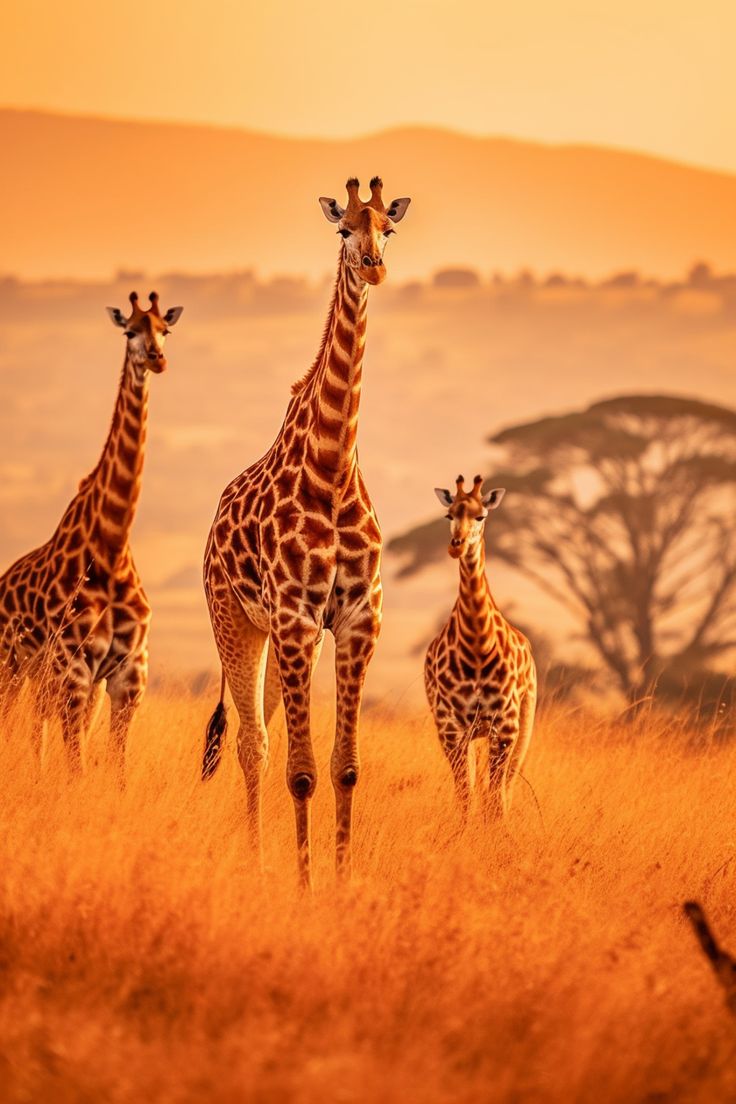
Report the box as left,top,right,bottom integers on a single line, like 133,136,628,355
2,692,736,1102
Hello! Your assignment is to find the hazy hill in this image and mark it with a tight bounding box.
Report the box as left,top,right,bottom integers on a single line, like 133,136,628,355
4,109,736,279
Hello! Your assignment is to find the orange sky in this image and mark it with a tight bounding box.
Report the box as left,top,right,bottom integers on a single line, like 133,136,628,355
2,0,733,172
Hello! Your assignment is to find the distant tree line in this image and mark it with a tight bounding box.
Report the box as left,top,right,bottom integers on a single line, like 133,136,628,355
2,261,736,323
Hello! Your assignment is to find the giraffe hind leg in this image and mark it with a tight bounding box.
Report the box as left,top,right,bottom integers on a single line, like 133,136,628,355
208,582,270,867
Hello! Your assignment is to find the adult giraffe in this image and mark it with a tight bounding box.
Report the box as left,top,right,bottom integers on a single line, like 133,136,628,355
0,292,183,774
203,177,410,886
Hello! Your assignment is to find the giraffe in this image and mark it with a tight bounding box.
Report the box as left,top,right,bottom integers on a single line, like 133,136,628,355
0,291,183,774
424,475,537,825
202,176,411,887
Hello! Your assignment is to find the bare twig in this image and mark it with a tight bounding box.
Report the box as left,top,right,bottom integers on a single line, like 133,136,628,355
683,900,736,1015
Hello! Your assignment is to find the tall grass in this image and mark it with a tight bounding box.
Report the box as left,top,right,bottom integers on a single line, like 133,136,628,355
1,692,736,1102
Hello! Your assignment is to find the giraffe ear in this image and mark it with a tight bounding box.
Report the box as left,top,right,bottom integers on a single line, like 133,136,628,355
482,488,505,510
106,307,128,328
387,197,411,223
319,197,346,223
163,306,184,326
434,488,454,507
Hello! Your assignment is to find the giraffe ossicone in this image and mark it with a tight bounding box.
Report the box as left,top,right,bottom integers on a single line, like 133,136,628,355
425,474,537,824
0,291,183,775
203,176,411,888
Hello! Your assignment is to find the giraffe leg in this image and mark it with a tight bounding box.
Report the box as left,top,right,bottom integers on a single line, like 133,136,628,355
210,583,271,864
504,687,537,812
263,642,281,728
263,633,324,727
439,723,472,831
26,673,49,766
483,751,509,822
59,679,92,776
85,681,106,744
484,710,523,822
229,625,270,868
332,614,378,881
107,667,146,783
271,621,320,890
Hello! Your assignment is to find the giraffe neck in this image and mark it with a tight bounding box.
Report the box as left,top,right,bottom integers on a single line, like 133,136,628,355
83,354,149,563
296,257,370,490
456,538,501,656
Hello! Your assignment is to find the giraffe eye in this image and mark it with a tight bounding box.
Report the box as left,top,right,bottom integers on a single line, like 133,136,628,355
475,514,486,521
384,227,395,236
163,328,171,336
124,330,135,339
338,229,351,239
445,513,452,520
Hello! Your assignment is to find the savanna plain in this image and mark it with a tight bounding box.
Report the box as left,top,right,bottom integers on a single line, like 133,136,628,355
2,691,735,1103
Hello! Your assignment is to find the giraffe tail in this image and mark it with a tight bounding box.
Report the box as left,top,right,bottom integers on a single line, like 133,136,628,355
202,668,228,781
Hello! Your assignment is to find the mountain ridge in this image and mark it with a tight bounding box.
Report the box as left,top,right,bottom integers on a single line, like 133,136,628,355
4,108,735,279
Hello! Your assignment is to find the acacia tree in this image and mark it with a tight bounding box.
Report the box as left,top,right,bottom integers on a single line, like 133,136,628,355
389,395,736,704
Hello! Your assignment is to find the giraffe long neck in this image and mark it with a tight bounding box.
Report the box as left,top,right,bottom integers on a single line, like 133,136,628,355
299,257,369,490
456,538,501,657
83,354,149,564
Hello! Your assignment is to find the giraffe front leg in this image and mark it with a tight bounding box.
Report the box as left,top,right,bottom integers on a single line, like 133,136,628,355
504,686,537,813
270,618,320,890
484,712,522,823
440,726,472,832
59,676,92,776
105,643,148,782
332,605,380,882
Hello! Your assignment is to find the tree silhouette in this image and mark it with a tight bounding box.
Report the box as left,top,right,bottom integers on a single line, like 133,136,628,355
389,395,736,704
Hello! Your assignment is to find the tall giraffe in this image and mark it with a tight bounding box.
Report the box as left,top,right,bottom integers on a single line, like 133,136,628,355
202,177,411,886
0,291,183,774
424,475,537,824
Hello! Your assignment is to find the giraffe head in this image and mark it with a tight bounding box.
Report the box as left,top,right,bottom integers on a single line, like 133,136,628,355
434,475,505,559
106,291,183,372
319,177,411,286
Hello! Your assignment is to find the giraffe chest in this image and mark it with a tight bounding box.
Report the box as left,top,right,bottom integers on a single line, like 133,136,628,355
215,471,381,627
426,629,521,727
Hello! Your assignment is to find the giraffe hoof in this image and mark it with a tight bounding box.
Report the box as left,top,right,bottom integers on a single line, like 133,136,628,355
340,768,358,788
291,773,314,800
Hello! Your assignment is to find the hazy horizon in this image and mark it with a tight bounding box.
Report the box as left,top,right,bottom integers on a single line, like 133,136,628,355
3,264,734,699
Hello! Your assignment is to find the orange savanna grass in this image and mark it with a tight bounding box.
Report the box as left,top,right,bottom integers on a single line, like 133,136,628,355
1,691,736,1101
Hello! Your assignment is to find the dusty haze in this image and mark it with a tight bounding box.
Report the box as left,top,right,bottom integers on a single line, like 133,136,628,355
1,264,734,700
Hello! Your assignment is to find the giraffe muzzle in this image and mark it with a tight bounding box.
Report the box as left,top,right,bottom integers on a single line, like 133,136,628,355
449,538,465,558
147,350,167,373
360,260,386,286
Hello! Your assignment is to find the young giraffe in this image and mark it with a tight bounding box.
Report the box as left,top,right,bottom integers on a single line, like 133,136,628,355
0,291,183,774
425,475,537,824
202,176,411,887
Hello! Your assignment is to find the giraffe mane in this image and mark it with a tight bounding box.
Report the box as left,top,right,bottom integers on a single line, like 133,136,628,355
291,261,341,396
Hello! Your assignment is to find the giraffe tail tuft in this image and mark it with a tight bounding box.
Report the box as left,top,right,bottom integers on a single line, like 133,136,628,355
202,698,228,781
